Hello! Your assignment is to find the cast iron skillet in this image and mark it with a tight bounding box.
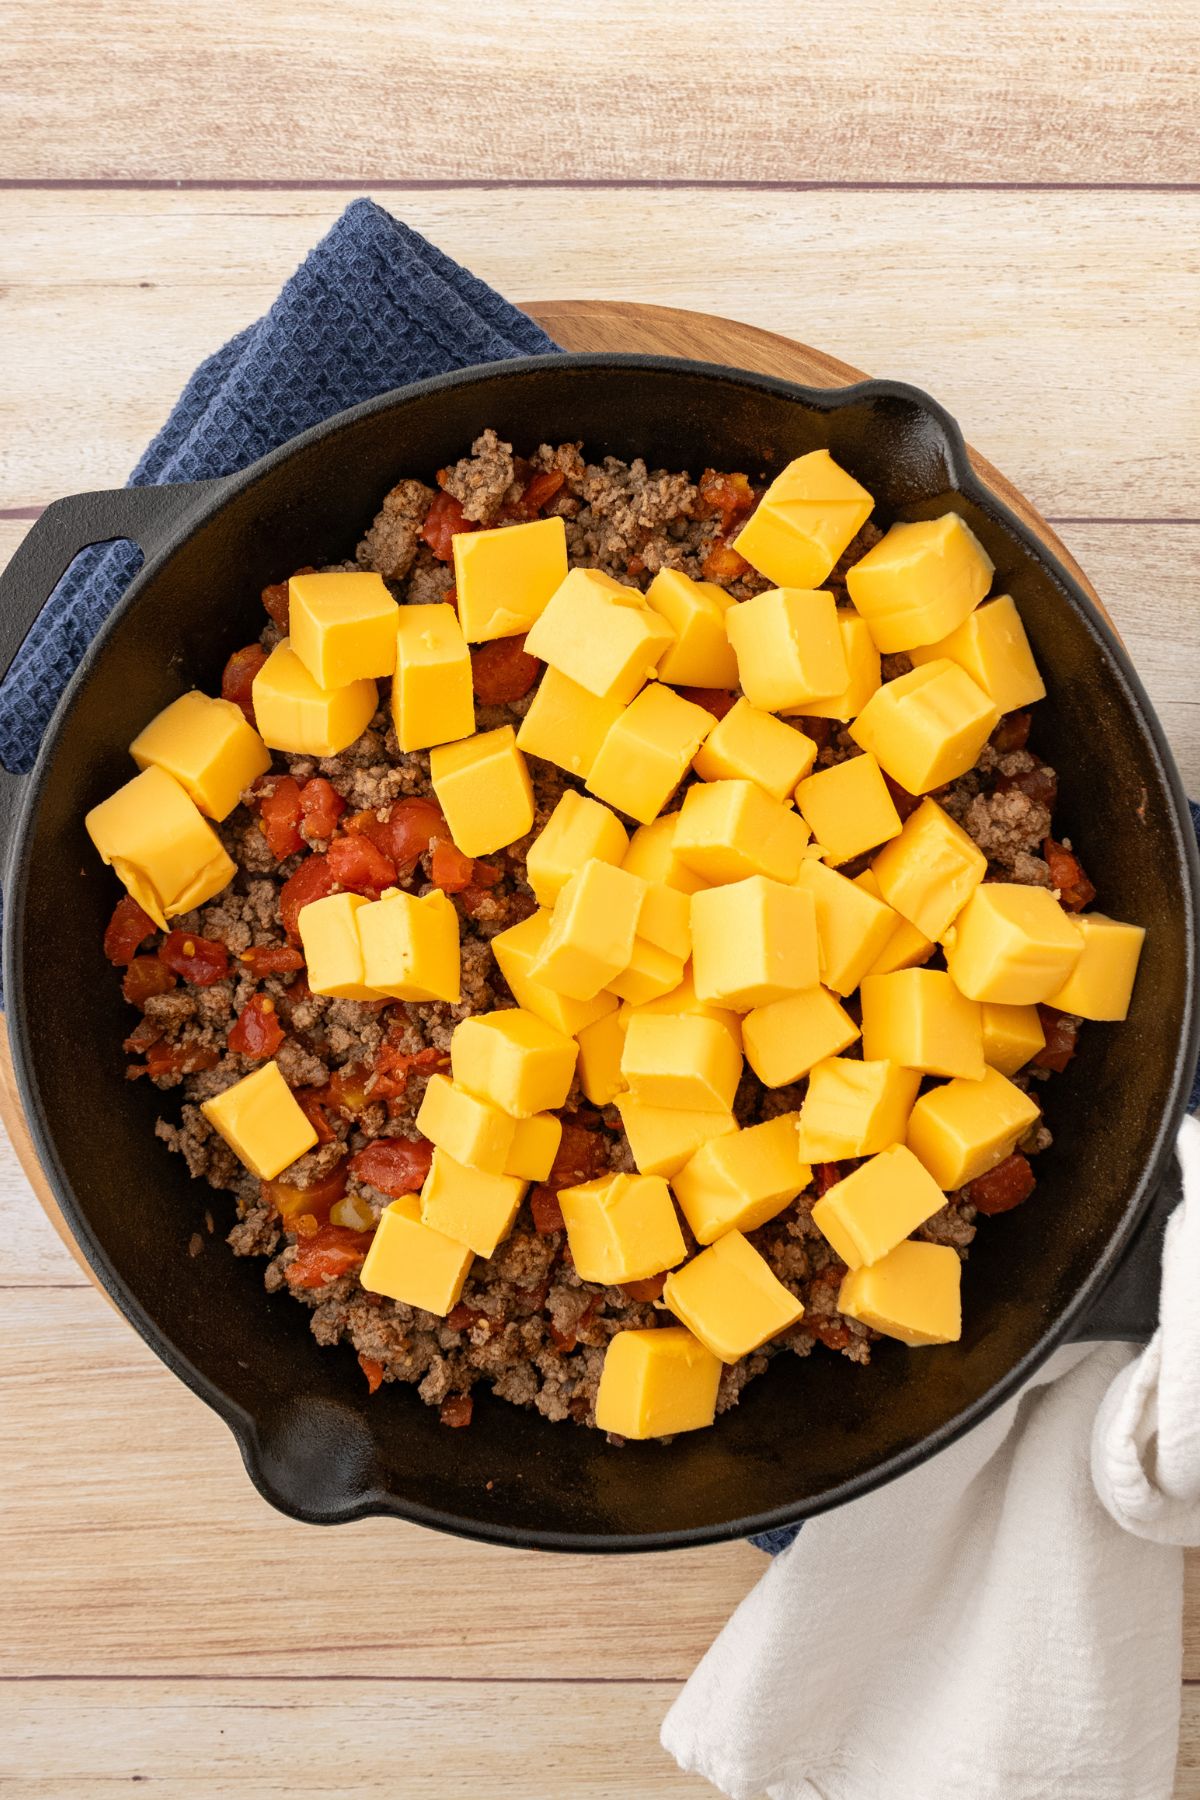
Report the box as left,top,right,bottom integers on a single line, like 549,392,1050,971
1,356,1196,1553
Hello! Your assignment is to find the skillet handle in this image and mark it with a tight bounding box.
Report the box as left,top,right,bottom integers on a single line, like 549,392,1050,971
1069,1160,1179,1344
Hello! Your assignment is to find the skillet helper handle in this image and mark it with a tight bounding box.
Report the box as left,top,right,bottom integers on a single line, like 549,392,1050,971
1069,1161,1179,1344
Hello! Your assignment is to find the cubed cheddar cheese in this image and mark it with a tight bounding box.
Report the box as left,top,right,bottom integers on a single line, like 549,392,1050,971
791,859,897,996
607,882,692,1005
795,752,902,866
725,587,848,711
944,882,1083,1005
731,449,873,589
586,684,714,824
516,666,625,779
981,1002,1046,1076
789,609,881,721
854,866,935,975
358,887,461,1003
419,1147,526,1258
450,1007,577,1117
85,765,236,929
575,1008,629,1106
643,569,739,687
622,814,709,896
526,791,628,908
663,1230,804,1363
811,1144,946,1270
860,968,985,1079
620,1013,742,1113
359,1193,472,1316
846,513,994,652
620,967,742,1056
200,1061,318,1181
129,691,271,821
531,860,646,1000
797,1057,922,1159
907,1066,1042,1190
742,985,859,1087
674,779,811,886
850,659,1000,794
288,570,399,686
691,876,820,1010
838,1240,962,1347
614,1094,737,1178
503,1112,563,1182
489,910,619,1037
452,515,568,642
251,640,378,756
909,594,1045,714
414,1073,516,1175
870,797,987,942
692,699,817,802
429,725,533,857
524,566,674,703
1045,913,1145,1020
391,603,474,751
297,891,375,1000
673,1115,811,1244
606,937,686,1006
595,1327,722,1439
558,1172,687,1285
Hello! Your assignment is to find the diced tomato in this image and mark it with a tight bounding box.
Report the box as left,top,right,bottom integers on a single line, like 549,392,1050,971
996,762,1058,811
447,1301,490,1333
420,490,475,562
439,1393,474,1428
622,1273,667,1303
258,776,305,859
470,635,539,705
298,776,345,843
442,586,458,612
280,854,337,940
1042,837,1096,911
674,685,736,721
261,564,315,631
123,1016,164,1056
326,834,397,897
530,1186,566,1234
429,838,476,893
296,1089,336,1143
121,956,176,1008
1035,1005,1080,1072
359,1354,385,1395
548,1293,603,1354
518,468,565,515
967,1153,1037,1215
549,1122,610,1189
221,644,267,725
882,772,922,822
103,894,157,966
991,711,1032,753
806,1315,853,1351
346,796,445,873
263,1159,348,1228
238,943,305,977
228,992,285,1058
368,1043,450,1101
697,469,755,527
813,1162,843,1196
158,931,230,986
350,1136,435,1198
284,1223,375,1290
324,1061,372,1119
470,859,503,888
128,1038,220,1082
626,555,646,578
701,540,750,584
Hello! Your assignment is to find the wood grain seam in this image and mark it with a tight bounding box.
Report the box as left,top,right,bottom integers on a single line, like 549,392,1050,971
2,178,1200,195
0,1672,686,1686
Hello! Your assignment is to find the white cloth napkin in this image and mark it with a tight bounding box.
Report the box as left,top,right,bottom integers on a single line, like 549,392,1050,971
662,1114,1200,1800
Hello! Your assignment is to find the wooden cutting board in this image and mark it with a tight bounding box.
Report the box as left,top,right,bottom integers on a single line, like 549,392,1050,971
1,298,1109,1292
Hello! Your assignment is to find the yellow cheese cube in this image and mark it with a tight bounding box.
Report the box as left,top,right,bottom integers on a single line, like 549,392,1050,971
414,1073,516,1176
854,867,936,975
526,791,628,908
692,699,818,802
251,640,378,757
790,609,881,721
503,1112,563,1182
791,859,898,996
725,587,849,711
531,860,647,1000
811,1144,945,1270
450,1007,577,1117
85,765,236,929
846,513,994,652
452,514,568,643
489,910,619,1037
622,814,710,895
606,938,686,1006
981,1002,1046,1076
359,1193,472,1316
908,594,1045,714
673,1115,811,1244
576,1009,628,1107
674,779,811,886
870,798,987,942
605,885,691,1004
945,883,1083,1005
907,1065,1042,1189
742,985,859,1087
731,449,874,588
586,684,714,824
691,877,820,1010
850,659,1000,795
129,691,271,822
860,968,985,1079
796,1057,921,1159
620,1013,743,1113
357,887,460,1003
795,753,903,867
391,602,474,751
595,1327,722,1439
838,1240,962,1346
643,569,739,687
200,1061,318,1181
516,667,625,780
288,570,399,686
620,966,742,1055
429,725,534,858
1044,913,1146,1021
614,1094,737,1178
663,1230,804,1363
524,566,675,703
559,1173,687,1285
419,1147,526,1258
297,891,375,1000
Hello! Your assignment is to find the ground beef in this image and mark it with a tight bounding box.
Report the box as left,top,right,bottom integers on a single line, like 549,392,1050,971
357,477,435,581
962,788,1053,868
440,428,518,523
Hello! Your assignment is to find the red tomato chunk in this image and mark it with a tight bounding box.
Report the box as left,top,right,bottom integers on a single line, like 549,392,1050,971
221,644,267,725
350,1136,435,1197
326,834,397,897
298,776,345,842
420,491,474,562
158,931,230,985
439,1394,474,1428
1043,837,1096,911
967,1154,1036,1215
676,686,736,721
1034,1006,1080,1073
470,635,539,705
122,956,177,1008
228,993,285,1059
359,1354,385,1395
258,776,305,859
238,943,305,977
285,1225,374,1290
104,894,157,966
429,838,476,893
280,855,338,940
